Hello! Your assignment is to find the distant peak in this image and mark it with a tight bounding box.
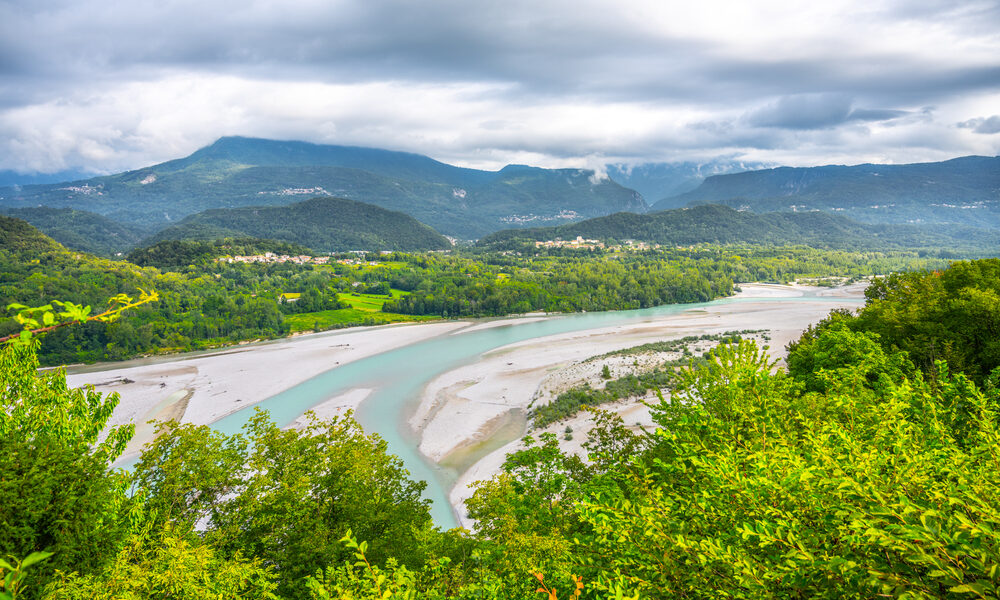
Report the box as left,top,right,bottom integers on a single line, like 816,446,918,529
498,164,544,174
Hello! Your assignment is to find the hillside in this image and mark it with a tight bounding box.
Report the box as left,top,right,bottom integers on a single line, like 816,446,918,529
1,207,148,256
145,196,453,251
0,137,646,239
157,136,495,187
0,214,64,256
652,155,1000,228
478,204,1000,252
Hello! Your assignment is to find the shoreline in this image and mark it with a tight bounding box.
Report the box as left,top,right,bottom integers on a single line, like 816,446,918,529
408,282,868,527
67,320,472,461
65,282,866,523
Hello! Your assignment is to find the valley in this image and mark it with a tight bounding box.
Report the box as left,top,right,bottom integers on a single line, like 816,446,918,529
4,139,999,600
7,2,1000,597
64,281,865,530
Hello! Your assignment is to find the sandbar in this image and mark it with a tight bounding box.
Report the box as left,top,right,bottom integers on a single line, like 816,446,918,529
410,283,867,527
67,321,469,460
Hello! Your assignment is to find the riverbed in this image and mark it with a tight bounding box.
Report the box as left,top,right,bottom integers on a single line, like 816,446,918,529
67,282,865,530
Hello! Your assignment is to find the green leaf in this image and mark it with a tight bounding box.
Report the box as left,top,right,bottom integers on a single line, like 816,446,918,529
21,551,54,568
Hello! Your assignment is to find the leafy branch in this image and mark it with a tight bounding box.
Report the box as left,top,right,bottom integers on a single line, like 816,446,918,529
0,552,53,600
2,289,159,346
533,572,584,600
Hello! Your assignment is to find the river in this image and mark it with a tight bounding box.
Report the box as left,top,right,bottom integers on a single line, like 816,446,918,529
206,289,862,529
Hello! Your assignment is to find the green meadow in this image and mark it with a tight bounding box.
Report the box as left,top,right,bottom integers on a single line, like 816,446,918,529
283,289,437,332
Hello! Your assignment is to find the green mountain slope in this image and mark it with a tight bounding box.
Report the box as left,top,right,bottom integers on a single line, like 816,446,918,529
652,156,1000,228
0,214,64,256
478,204,1000,252
0,137,647,239
145,196,453,252
1,207,148,256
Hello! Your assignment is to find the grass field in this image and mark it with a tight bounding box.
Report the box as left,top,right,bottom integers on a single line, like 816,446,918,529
336,289,408,311
284,289,437,333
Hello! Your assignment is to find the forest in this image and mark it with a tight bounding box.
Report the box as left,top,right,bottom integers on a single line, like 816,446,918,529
2,215,964,365
3,258,999,598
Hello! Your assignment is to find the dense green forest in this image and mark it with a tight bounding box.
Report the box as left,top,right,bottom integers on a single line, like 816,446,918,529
0,207,149,256
478,204,1000,253
0,216,965,365
3,258,1000,598
379,245,953,317
145,197,454,252
125,238,314,269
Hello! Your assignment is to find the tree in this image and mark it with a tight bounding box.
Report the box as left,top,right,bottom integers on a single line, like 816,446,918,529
0,339,136,597
573,340,1000,598
43,533,277,600
132,411,433,599
0,435,132,598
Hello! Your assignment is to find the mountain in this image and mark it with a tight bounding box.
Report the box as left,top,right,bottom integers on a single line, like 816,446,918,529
0,137,646,239
144,196,453,252
0,207,149,256
125,238,315,270
0,169,95,187
652,156,1000,228
606,159,766,207
155,136,495,188
478,204,1000,252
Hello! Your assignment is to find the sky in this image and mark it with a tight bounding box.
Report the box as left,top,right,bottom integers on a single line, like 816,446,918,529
1,0,999,175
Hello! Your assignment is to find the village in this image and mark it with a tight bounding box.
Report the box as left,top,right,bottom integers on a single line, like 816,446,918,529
217,251,392,266
534,236,661,251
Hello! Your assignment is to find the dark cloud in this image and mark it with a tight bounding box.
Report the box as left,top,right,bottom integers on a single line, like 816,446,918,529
3,0,994,103
847,108,909,122
744,94,853,130
958,116,1000,134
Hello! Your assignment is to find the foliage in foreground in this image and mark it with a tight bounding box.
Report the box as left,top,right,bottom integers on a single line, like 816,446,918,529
530,331,763,428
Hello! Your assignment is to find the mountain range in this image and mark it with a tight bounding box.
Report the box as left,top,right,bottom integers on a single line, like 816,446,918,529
0,137,997,256
0,207,149,256
0,137,644,239
655,156,1000,228
605,159,767,207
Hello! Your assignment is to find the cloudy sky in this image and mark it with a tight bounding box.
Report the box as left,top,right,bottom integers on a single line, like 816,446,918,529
1,0,998,175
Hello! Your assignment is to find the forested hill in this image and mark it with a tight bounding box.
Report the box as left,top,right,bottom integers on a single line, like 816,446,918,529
652,155,1000,228
144,196,453,252
0,215,63,255
478,204,1000,252
0,136,646,239
0,207,148,256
